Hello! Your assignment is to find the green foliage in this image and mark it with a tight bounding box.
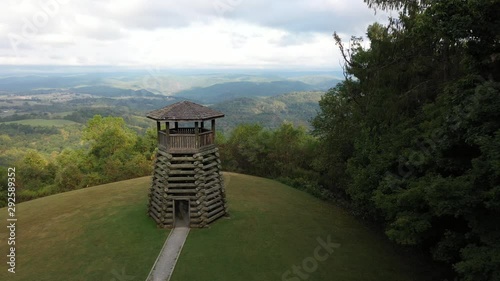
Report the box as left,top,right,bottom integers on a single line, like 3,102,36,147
312,83,359,198
211,91,324,131
134,127,158,161
83,115,137,157
0,115,156,207
55,163,83,191
64,107,146,127
220,123,271,175
80,115,152,183
0,123,60,134
0,122,82,167
313,1,500,280
15,150,55,190
276,176,335,202
17,184,60,202
3,119,78,127
54,149,86,191
219,123,322,199
364,0,429,13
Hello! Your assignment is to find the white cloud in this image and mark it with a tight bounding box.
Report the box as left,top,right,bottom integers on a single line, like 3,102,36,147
0,0,390,69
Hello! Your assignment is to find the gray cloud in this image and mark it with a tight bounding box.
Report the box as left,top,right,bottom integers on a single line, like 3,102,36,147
0,0,389,67
104,0,219,30
2,0,385,43
224,0,383,35
70,0,383,35
271,32,315,47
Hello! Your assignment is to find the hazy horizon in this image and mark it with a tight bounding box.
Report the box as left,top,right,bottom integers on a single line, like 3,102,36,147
0,65,345,76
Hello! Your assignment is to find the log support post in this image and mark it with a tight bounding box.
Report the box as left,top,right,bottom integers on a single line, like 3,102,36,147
156,121,161,143
195,121,199,148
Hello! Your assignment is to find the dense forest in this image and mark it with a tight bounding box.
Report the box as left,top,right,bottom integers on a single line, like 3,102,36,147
0,0,498,280
311,0,498,280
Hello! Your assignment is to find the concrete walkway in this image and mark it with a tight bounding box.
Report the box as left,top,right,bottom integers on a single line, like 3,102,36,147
146,227,189,281
146,206,190,281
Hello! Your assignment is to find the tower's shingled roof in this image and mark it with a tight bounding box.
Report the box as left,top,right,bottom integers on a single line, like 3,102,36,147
146,101,224,121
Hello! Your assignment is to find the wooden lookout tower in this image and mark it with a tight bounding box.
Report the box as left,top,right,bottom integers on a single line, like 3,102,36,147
146,101,228,228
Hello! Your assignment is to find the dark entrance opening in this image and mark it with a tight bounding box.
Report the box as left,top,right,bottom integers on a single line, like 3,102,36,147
174,200,189,227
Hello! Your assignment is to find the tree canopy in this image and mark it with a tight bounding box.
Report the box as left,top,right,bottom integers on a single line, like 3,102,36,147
313,1,500,280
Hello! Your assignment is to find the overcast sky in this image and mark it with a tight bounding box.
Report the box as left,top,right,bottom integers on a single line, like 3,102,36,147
0,0,391,70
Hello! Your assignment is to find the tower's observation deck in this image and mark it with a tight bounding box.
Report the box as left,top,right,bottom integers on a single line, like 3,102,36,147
148,100,224,154
157,127,214,153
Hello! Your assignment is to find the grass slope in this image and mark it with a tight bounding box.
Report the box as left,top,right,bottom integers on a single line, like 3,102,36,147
0,177,168,281
172,173,436,281
0,173,435,281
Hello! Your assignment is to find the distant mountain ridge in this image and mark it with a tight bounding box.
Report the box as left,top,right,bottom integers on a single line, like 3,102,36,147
67,86,158,97
0,71,340,100
0,74,104,92
173,80,336,103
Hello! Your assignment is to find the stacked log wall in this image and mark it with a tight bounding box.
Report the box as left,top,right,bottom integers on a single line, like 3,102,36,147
148,146,228,228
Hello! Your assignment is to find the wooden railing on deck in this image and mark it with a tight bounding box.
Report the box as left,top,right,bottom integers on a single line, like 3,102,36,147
199,131,214,147
158,129,215,152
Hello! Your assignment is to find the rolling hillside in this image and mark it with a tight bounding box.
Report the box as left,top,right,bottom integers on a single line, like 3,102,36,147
211,91,324,131
0,173,437,281
2,119,79,127
173,81,322,103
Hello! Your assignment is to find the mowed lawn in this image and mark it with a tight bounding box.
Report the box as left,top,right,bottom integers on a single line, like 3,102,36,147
0,177,168,281
0,173,437,281
3,119,78,127
171,173,437,281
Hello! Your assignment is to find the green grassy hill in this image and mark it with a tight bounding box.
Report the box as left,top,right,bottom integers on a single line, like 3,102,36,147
0,173,436,281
